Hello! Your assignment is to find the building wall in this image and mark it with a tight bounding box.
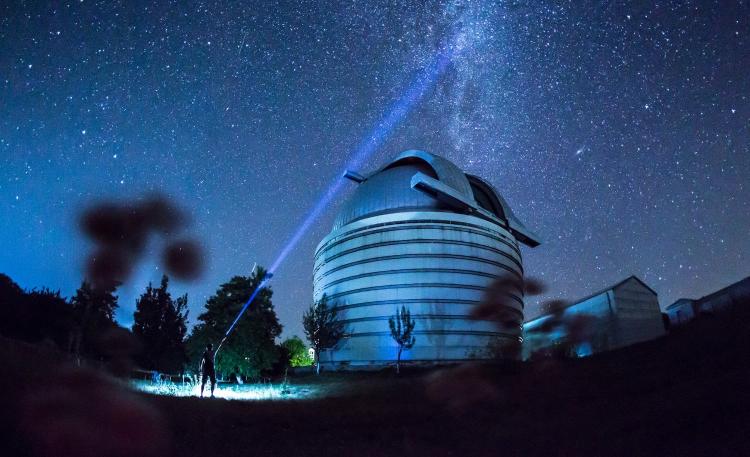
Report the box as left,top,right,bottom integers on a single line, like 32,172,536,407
523,277,663,358
664,299,696,327
611,279,665,349
523,291,615,359
314,211,524,366
665,276,750,327
698,277,750,313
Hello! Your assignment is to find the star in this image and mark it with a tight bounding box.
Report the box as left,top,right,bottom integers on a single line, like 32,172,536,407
0,0,747,339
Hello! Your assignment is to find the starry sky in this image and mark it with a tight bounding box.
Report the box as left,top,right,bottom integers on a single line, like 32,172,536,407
2,1,749,340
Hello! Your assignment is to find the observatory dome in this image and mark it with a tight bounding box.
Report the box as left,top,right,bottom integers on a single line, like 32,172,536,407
333,151,471,230
314,150,540,367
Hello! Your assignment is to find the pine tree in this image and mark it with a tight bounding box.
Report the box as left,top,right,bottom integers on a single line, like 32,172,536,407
389,306,416,374
132,275,189,373
303,294,345,374
186,267,281,379
70,280,119,360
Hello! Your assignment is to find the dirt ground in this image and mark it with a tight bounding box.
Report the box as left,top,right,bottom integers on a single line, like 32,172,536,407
2,302,749,457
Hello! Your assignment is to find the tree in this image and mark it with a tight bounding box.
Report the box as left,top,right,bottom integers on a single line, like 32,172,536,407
132,275,189,373
187,267,282,379
0,274,75,349
0,274,37,341
69,280,120,360
0,274,25,333
303,294,345,374
26,288,76,348
281,336,314,367
389,306,416,374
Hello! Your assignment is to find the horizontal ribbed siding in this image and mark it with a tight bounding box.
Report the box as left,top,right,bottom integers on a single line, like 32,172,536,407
313,211,524,364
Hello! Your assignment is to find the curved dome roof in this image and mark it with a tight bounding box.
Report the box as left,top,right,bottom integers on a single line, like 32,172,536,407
333,150,540,246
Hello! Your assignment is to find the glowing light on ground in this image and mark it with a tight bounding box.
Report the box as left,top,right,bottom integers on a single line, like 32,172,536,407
131,380,319,401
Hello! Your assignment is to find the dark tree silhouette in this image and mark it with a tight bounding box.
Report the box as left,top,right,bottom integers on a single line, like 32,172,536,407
303,294,345,375
187,267,281,379
0,273,31,341
70,280,119,360
26,288,76,349
389,306,416,374
132,275,189,373
0,273,24,305
0,274,75,349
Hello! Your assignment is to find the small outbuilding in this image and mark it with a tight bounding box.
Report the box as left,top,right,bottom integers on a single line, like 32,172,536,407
523,276,665,358
664,298,697,327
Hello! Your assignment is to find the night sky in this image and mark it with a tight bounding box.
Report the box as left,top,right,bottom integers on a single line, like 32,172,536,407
2,1,749,340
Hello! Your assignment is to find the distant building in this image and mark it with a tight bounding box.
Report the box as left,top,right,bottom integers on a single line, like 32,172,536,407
665,276,750,328
523,276,665,358
664,298,696,327
313,150,540,368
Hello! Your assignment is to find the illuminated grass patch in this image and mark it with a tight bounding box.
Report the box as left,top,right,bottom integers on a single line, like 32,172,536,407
131,380,319,400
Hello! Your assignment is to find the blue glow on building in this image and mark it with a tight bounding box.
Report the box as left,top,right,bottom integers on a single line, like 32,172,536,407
313,150,540,367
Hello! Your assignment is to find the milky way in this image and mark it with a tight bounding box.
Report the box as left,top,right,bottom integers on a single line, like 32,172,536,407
1,1,749,338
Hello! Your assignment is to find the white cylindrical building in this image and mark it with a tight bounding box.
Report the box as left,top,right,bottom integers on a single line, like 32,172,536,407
313,150,539,367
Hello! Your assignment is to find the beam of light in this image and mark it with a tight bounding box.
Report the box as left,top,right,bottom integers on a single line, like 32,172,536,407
218,273,272,350
268,37,460,274
218,31,468,351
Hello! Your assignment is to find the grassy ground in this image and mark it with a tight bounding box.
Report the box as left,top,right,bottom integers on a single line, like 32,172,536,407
2,301,749,457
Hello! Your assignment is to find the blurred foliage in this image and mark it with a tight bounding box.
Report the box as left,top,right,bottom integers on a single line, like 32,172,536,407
79,195,204,288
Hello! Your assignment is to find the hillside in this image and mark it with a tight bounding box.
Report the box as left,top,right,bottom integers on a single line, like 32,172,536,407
2,300,748,457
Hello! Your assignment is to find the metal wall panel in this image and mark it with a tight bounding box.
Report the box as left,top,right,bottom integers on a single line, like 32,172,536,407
313,151,536,367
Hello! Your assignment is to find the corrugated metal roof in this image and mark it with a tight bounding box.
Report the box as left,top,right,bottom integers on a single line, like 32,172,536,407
332,162,451,230
333,150,540,249
386,150,474,199
333,150,473,230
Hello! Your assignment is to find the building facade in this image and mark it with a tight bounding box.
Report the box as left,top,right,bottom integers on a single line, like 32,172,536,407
664,298,697,327
665,276,750,328
523,276,665,358
313,150,539,367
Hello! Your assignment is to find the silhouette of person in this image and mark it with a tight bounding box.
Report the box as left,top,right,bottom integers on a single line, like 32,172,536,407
200,343,216,397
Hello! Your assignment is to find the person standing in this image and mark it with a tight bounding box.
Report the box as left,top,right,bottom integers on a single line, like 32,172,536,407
200,343,216,397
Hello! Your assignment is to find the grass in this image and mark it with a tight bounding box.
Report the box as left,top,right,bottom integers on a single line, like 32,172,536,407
2,301,750,456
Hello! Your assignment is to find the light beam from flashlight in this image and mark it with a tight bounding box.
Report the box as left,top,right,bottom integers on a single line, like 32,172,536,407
216,32,465,354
